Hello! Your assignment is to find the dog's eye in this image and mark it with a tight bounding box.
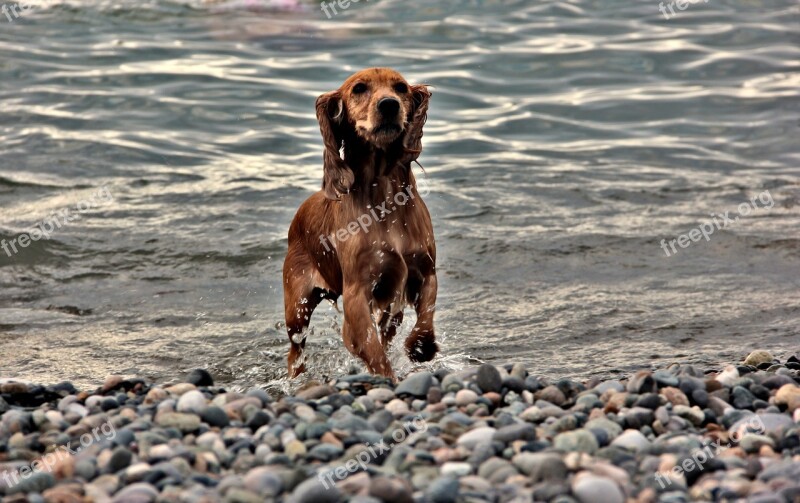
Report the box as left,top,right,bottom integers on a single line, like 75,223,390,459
393,83,409,94
352,83,368,94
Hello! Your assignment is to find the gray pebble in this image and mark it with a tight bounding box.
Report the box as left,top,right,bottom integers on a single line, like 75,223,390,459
426,476,459,503
476,364,503,393
395,372,434,398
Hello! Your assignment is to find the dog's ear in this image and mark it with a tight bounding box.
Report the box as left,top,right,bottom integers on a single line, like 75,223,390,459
316,90,354,200
401,84,431,165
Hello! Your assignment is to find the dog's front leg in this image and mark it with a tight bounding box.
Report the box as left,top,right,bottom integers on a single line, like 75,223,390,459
405,273,439,363
342,283,395,378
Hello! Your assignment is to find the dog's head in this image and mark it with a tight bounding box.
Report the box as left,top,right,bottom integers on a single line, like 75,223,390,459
316,68,431,200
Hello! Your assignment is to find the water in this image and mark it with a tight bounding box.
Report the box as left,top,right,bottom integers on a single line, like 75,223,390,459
1,0,798,392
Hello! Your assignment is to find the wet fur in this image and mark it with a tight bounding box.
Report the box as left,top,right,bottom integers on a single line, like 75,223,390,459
283,68,438,379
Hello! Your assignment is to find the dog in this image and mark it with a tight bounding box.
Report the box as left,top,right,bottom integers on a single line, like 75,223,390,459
282,68,438,379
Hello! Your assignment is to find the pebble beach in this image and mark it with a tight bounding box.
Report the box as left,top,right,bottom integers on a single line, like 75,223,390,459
2,351,800,503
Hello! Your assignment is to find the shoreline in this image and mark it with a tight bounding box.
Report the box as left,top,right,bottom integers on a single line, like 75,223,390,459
0,352,798,502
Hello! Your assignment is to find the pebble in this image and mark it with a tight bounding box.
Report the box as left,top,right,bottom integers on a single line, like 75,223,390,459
739,434,775,453
627,371,657,394
476,364,503,393
111,482,159,503
493,422,536,443
293,403,316,423
394,371,434,397
571,472,625,503
176,389,208,415
186,369,214,387
456,426,496,449
454,389,478,406
744,350,773,367
653,370,679,388
155,412,201,432
585,417,622,439
515,452,558,475
295,384,336,401
6,472,56,495
441,374,463,393
426,476,459,503
594,380,624,394
538,385,567,406
369,477,413,503
716,365,740,386
385,398,410,415
441,462,472,477
554,429,599,454
1,353,798,503
775,383,800,412
201,405,230,428
285,439,307,459
165,382,196,395
243,466,283,496
610,429,650,452
367,387,395,402
108,446,134,472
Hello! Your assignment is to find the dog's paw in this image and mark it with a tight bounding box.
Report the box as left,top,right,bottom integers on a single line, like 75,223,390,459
406,335,438,363
288,362,306,378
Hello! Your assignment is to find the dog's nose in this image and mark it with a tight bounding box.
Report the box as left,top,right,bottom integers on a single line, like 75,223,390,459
377,97,400,117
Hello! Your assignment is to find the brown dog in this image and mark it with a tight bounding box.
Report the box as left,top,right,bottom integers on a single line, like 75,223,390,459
283,68,438,379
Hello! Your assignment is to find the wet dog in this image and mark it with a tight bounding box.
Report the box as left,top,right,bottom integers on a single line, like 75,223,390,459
283,68,438,379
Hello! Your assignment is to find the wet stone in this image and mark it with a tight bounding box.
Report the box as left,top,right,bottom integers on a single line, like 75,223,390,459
2,357,798,503
493,423,536,443
476,364,503,394
201,406,230,428
186,369,214,387
108,447,134,473
426,476,459,503
395,372,434,398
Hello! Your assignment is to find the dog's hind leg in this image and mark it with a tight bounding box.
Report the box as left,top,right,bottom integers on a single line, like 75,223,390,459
283,246,327,378
373,252,407,353
379,311,404,351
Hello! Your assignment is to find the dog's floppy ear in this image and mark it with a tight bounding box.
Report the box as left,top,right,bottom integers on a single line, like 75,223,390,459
400,84,431,166
316,90,354,200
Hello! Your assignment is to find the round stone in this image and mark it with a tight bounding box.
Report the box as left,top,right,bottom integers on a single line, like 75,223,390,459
512,452,568,482
186,369,214,387
456,427,496,449
395,372,434,398
177,390,208,415
610,429,651,452
571,472,624,503
367,388,395,402
441,462,472,477
553,429,599,454
426,476,459,503
744,351,773,367
476,364,503,393
455,389,478,406
108,447,134,473
493,423,536,443
244,466,283,497
201,406,230,428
